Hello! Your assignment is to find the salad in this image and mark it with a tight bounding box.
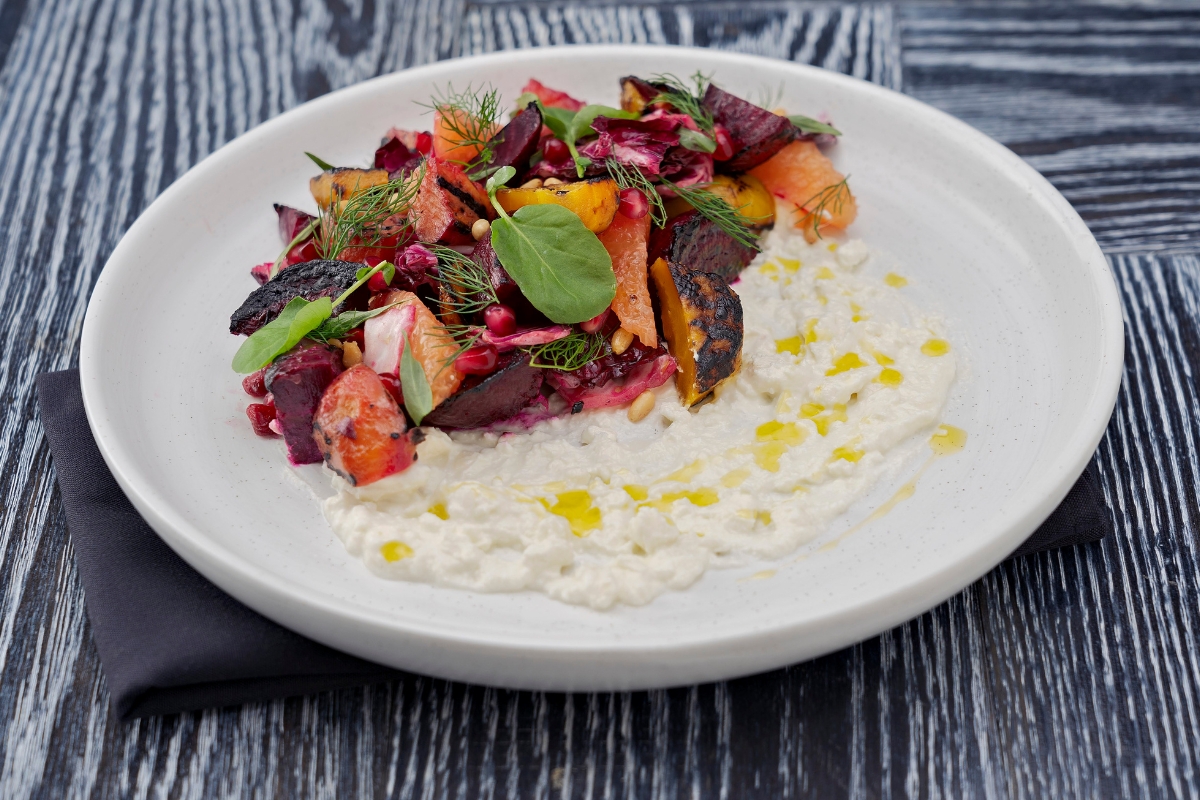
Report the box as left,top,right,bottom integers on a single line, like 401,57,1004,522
230,73,855,488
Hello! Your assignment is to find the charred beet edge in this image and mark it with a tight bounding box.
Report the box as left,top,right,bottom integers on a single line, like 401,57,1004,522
423,351,544,429
265,345,344,465
470,102,543,178
648,210,756,282
230,259,363,336
701,83,797,172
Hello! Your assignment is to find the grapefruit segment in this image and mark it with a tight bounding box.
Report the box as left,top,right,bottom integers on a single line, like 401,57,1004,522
597,212,656,347
313,365,419,487
749,140,857,242
362,291,464,408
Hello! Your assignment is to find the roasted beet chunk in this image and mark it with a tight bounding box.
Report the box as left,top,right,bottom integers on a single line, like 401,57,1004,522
423,351,544,429
230,260,363,336
469,102,543,178
274,204,315,244
374,136,424,178
648,210,756,282
701,84,797,172
265,345,344,465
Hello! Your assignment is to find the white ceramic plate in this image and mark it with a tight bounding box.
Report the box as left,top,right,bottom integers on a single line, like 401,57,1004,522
79,46,1122,691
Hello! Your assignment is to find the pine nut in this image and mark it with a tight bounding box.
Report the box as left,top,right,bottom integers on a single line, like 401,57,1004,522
543,177,565,187
610,327,634,355
628,390,655,422
342,341,363,368
471,218,491,240
520,178,544,189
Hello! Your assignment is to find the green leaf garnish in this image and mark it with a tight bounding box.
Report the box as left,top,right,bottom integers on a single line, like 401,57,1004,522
677,128,716,154
789,115,841,137
231,296,333,373
429,245,500,317
308,303,399,344
485,174,615,324
520,100,636,178
305,152,335,171
318,168,423,261
661,180,764,251
524,331,607,370
796,177,851,240
419,83,501,169
399,333,433,424
354,261,395,285
605,159,667,227
649,72,715,133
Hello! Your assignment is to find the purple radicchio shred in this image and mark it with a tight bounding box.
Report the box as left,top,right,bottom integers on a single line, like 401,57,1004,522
701,83,798,172
389,243,440,293
264,344,344,465
374,137,424,178
423,350,545,429
273,204,315,244
657,146,714,194
587,116,680,177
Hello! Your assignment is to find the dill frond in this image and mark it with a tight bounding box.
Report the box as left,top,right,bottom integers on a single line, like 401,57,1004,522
605,158,668,228
524,331,608,371
317,164,424,260
419,83,502,168
796,177,850,240
428,244,500,317
660,180,763,251
649,71,715,132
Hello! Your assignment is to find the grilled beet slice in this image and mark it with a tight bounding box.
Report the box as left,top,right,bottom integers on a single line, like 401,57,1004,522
265,345,344,465
423,351,543,429
470,102,543,178
648,210,756,282
230,260,362,336
701,83,797,172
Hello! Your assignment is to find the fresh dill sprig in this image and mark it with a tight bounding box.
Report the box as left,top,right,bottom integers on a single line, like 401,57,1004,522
755,83,785,113
649,72,715,133
419,83,502,168
796,177,850,240
660,180,763,251
605,158,668,228
430,325,484,379
428,244,500,317
317,164,425,260
524,331,608,371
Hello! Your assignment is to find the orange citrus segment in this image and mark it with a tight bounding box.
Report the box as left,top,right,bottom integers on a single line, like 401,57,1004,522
749,140,857,242
432,107,498,164
596,212,656,347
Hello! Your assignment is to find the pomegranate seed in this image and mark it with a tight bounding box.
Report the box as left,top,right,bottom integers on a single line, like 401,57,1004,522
246,401,278,437
242,368,269,397
456,345,498,375
713,125,735,161
415,131,433,155
580,309,610,334
378,373,405,407
367,271,390,293
543,138,569,164
483,304,517,336
618,187,648,219
345,328,365,348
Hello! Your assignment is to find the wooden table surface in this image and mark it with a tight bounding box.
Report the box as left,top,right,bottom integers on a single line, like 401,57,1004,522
2,0,1199,797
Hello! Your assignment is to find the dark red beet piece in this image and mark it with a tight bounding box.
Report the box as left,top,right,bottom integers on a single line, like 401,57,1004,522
374,136,424,178
242,368,269,397
246,402,277,437
469,102,543,178
274,204,316,244
264,345,344,465
250,262,272,285
423,351,544,429
701,83,797,172
648,210,756,282
230,260,363,336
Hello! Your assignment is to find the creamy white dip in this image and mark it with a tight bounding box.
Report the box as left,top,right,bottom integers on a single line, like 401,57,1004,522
323,224,957,609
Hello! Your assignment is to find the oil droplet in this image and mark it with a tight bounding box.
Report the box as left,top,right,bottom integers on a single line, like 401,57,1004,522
865,481,917,523
827,242,839,252
749,570,776,580
776,391,793,414
640,488,720,512
850,302,868,323
755,420,806,445
722,468,752,488
810,404,847,436
801,403,825,418
754,442,788,472
877,368,903,386
380,541,413,562
826,352,868,376
804,319,821,344
815,266,835,280
921,339,950,357
756,510,772,526
884,272,908,288
930,424,967,456
624,485,649,501
760,262,779,279
778,257,801,272
541,490,602,536
666,459,705,482
872,351,894,366
428,503,449,520
776,336,802,355
831,445,865,463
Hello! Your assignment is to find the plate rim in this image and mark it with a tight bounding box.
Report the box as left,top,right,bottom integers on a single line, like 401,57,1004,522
78,44,1124,687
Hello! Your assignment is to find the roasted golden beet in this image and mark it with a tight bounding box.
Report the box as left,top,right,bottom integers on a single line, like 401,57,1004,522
310,168,389,211
649,257,743,406
663,175,776,229
496,178,619,233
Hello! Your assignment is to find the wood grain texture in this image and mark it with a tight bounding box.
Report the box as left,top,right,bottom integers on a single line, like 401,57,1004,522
0,0,1198,797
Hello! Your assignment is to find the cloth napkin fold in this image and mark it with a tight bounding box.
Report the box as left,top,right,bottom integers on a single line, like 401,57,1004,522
37,369,1109,719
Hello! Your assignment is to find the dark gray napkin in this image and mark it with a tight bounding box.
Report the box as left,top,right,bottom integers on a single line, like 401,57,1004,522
36,369,1109,719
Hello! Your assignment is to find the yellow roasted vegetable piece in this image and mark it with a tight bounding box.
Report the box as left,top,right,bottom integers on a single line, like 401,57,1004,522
663,174,775,228
310,168,389,212
495,177,620,233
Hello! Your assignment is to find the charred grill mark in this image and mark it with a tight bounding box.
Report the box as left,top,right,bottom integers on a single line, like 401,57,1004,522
437,175,489,218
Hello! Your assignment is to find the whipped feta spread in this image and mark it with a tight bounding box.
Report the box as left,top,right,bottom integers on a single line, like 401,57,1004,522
323,225,957,609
